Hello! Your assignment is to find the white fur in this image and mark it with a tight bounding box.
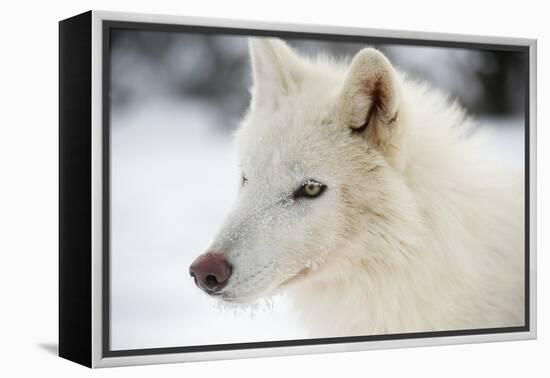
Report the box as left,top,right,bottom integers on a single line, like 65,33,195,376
201,38,524,337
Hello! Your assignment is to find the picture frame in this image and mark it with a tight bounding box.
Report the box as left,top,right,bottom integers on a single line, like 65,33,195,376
59,10,537,368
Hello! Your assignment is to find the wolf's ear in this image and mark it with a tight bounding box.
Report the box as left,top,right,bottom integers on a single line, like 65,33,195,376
337,48,403,160
249,38,304,108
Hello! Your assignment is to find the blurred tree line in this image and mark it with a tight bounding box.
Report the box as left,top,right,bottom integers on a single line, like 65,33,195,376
111,30,526,128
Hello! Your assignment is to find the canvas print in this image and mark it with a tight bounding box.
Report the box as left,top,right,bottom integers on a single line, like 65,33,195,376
108,29,526,351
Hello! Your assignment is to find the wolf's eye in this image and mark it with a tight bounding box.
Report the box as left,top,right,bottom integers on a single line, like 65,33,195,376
294,180,326,199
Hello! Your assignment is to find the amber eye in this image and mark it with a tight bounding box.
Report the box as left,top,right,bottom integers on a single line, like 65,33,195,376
295,180,326,199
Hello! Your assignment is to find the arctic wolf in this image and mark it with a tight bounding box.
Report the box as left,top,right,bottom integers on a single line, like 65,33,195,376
190,38,525,336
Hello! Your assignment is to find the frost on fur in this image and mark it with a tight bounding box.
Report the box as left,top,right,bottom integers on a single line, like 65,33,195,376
191,37,525,337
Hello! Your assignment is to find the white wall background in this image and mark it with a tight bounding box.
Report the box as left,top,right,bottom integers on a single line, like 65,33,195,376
0,0,546,377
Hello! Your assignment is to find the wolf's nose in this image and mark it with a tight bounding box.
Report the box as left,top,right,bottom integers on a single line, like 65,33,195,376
189,252,231,294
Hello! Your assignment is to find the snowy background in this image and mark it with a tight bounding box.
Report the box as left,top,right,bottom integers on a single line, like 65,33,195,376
109,30,526,350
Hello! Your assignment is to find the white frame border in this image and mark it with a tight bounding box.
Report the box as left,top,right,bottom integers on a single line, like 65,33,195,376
90,10,537,368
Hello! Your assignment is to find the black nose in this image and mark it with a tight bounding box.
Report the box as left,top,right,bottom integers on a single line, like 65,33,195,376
189,252,231,294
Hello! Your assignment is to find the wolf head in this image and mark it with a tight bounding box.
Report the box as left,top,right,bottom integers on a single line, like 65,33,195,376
190,38,424,303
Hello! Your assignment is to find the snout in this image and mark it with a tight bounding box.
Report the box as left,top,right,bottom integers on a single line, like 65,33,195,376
189,252,232,295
